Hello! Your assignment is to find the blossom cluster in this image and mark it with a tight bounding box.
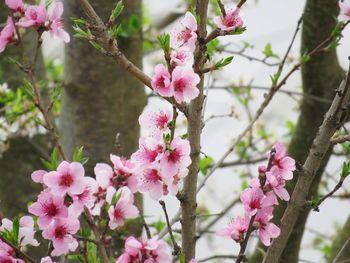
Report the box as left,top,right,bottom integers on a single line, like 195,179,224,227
116,236,171,263
217,143,296,246
151,12,200,104
94,108,191,201
0,0,69,53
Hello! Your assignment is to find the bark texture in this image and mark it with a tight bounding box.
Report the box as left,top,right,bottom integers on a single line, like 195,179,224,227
62,0,146,171
250,0,343,262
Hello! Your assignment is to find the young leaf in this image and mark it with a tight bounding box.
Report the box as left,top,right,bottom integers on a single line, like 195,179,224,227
157,33,170,54
111,1,124,21
199,156,214,176
215,56,234,69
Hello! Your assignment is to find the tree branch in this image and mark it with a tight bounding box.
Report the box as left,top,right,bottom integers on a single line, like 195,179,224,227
263,62,350,263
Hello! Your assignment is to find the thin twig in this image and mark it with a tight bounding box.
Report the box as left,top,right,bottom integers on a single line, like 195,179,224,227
159,200,181,255
332,236,350,263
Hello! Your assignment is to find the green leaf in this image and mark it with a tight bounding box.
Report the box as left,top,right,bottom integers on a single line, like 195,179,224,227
153,219,166,233
12,217,20,245
229,26,247,35
111,190,122,206
270,71,281,86
157,33,170,54
179,252,185,263
215,56,234,69
40,148,60,171
263,43,279,59
199,156,214,176
341,161,350,178
111,1,124,21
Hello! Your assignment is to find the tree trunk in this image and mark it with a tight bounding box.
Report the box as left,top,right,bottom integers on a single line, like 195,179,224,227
62,0,146,172
250,0,344,262
0,1,47,217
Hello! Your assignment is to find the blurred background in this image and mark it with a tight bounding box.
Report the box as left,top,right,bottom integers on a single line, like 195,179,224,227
1,0,350,262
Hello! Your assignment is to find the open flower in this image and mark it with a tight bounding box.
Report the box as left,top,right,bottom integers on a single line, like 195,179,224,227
240,185,276,216
254,208,280,246
151,64,172,97
42,218,80,256
213,8,243,31
170,67,200,103
28,191,68,229
0,216,39,248
0,17,16,53
116,236,171,263
270,143,296,180
106,187,139,230
170,12,197,51
43,161,85,196
139,108,172,133
5,0,25,13
216,216,250,242
17,0,48,28
48,1,70,42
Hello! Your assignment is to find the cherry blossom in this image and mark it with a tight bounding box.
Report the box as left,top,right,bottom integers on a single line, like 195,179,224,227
339,0,350,21
151,64,172,97
31,169,47,184
170,47,190,67
254,208,280,246
71,177,97,215
43,161,85,196
139,108,172,133
170,12,198,51
40,257,57,263
0,216,39,248
106,187,139,230
5,0,25,13
116,236,172,263
216,216,250,242
110,155,138,192
16,1,48,28
28,191,68,229
48,1,70,42
270,142,296,180
42,217,80,256
170,67,200,103
213,8,243,31
0,17,16,53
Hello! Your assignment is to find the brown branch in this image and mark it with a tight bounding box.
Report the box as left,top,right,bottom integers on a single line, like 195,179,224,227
0,235,36,263
83,207,110,263
159,200,181,255
216,0,226,17
331,134,350,144
263,61,350,263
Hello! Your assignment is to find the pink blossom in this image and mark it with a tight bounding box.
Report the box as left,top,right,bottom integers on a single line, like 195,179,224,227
110,155,138,192
170,67,200,103
43,161,85,196
0,216,39,248
265,166,290,201
106,187,139,230
31,169,47,184
40,257,57,263
137,166,164,200
254,208,280,246
5,0,25,13
42,218,79,256
170,12,197,51
139,109,172,132
213,8,243,31
17,1,48,28
151,64,172,97
189,259,198,263
28,191,68,229
94,163,114,189
0,17,16,53
71,177,98,214
48,1,70,43
160,137,191,178
170,47,190,67
270,143,296,180
131,136,165,167
0,240,13,257
240,185,276,216
339,0,350,21
116,236,171,263
216,216,250,242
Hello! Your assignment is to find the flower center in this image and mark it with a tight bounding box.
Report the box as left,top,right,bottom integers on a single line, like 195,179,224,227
54,225,67,239
44,203,59,217
59,173,74,187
